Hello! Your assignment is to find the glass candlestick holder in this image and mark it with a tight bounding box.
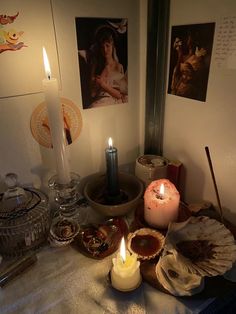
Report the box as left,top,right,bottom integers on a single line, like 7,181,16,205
48,173,82,218
48,173,88,247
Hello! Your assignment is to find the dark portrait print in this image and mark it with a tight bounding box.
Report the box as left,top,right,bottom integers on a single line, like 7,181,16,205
75,18,128,109
168,23,215,102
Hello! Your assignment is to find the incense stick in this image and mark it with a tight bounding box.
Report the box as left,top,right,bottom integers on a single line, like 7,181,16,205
205,146,223,222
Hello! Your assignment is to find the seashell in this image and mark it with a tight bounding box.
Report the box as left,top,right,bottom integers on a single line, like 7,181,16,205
48,217,80,247
164,216,236,277
188,201,213,213
155,249,204,296
127,228,165,260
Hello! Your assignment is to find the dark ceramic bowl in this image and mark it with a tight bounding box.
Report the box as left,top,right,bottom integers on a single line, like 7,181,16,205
84,172,144,217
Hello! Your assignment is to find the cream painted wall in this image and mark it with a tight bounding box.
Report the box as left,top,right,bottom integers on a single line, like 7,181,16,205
163,0,236,223
0,0,147,192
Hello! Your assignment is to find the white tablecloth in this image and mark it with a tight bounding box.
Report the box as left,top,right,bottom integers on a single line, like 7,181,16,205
0,244,214,314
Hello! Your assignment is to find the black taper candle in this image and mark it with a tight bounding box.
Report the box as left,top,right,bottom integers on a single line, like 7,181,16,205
105,138,120,197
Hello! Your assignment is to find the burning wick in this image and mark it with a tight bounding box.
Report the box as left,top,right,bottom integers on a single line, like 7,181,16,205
43,47,51,80
120,237,126,263
108,137,113,149
155,183,165,200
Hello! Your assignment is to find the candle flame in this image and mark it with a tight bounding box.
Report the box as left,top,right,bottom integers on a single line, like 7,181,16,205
120,237,126,263
160,183,165,196
108,137,113,149
43,47,51,80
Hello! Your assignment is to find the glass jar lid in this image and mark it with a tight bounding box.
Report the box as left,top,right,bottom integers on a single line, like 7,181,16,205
0,173,44,220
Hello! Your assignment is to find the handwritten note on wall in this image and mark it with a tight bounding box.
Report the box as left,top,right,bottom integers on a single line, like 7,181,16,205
215,16,236,69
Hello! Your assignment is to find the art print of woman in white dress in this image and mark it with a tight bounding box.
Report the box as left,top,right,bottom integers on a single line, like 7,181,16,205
89,25,128,108
76,19,128,109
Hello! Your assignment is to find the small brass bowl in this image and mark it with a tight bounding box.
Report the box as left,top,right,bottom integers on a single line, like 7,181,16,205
84,172,144,217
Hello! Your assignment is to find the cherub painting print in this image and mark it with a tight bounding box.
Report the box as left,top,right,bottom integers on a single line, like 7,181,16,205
168,23,215,102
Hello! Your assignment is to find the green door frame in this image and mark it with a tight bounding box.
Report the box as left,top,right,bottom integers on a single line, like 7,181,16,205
144,0,170,155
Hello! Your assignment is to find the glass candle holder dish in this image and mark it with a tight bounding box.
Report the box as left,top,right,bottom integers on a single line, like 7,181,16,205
48,173,88,247
0,173,50,257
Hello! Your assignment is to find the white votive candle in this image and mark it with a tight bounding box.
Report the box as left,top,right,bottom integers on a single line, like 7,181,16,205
144,179,180,229
111,237,141,291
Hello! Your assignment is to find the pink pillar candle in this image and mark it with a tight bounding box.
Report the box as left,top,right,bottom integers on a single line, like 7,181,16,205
144,179,180,229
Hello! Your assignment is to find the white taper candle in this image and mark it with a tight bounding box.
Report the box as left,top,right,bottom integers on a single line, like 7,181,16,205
42,47,71,184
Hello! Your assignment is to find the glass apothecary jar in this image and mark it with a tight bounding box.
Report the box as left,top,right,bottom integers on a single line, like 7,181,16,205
0,173,51,257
